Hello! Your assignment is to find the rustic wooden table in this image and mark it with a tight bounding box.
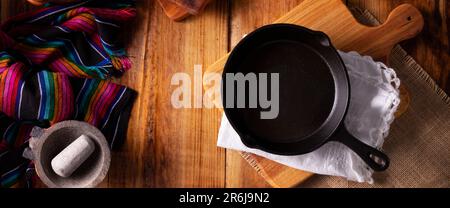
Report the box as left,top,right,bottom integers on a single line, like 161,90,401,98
1,0,448,187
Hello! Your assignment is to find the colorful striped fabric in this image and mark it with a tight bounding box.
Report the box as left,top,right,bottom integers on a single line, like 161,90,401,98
1,0,135,79
0,0,136,187
0,114,34,187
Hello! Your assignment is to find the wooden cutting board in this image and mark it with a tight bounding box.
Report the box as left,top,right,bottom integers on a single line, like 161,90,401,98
157,0,190,21
170,0,211,15
158,0,211,21
203,0,423,187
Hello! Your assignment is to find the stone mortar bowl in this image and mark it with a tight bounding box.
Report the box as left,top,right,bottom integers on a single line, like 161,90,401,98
29,120,111,188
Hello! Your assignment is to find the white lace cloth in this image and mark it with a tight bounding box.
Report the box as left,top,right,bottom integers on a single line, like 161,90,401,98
217,51,400,183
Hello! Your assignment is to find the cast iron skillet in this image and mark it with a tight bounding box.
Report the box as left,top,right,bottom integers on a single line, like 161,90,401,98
222,24,389,171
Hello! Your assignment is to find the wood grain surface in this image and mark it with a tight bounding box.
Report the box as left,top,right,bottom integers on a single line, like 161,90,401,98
110,0,229,187
1,0,448,188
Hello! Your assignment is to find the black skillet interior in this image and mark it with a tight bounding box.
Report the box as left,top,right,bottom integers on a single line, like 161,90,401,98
222,24,390,171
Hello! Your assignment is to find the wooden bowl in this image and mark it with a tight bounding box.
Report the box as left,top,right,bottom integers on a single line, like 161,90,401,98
29,120,111,188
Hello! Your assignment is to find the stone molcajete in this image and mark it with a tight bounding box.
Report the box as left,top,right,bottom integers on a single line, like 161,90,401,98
25,120,111,188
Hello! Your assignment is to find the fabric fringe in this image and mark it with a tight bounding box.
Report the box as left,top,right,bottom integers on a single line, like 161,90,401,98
239,152,280,187
391,46,450,105
111,55,132,72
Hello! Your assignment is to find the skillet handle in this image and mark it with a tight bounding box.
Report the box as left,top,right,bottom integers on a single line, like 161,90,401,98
313,31,331,47
332,126,390,171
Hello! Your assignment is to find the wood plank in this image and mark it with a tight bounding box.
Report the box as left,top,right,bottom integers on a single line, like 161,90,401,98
121,0,228,187
0,0,34,22
347,0,450,93
106,0,153,188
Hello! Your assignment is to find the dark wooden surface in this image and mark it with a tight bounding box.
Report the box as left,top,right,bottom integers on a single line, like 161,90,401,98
1,0,448,187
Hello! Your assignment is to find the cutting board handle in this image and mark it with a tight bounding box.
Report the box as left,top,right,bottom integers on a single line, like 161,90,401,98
377,4,424,47
372,4,423,115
